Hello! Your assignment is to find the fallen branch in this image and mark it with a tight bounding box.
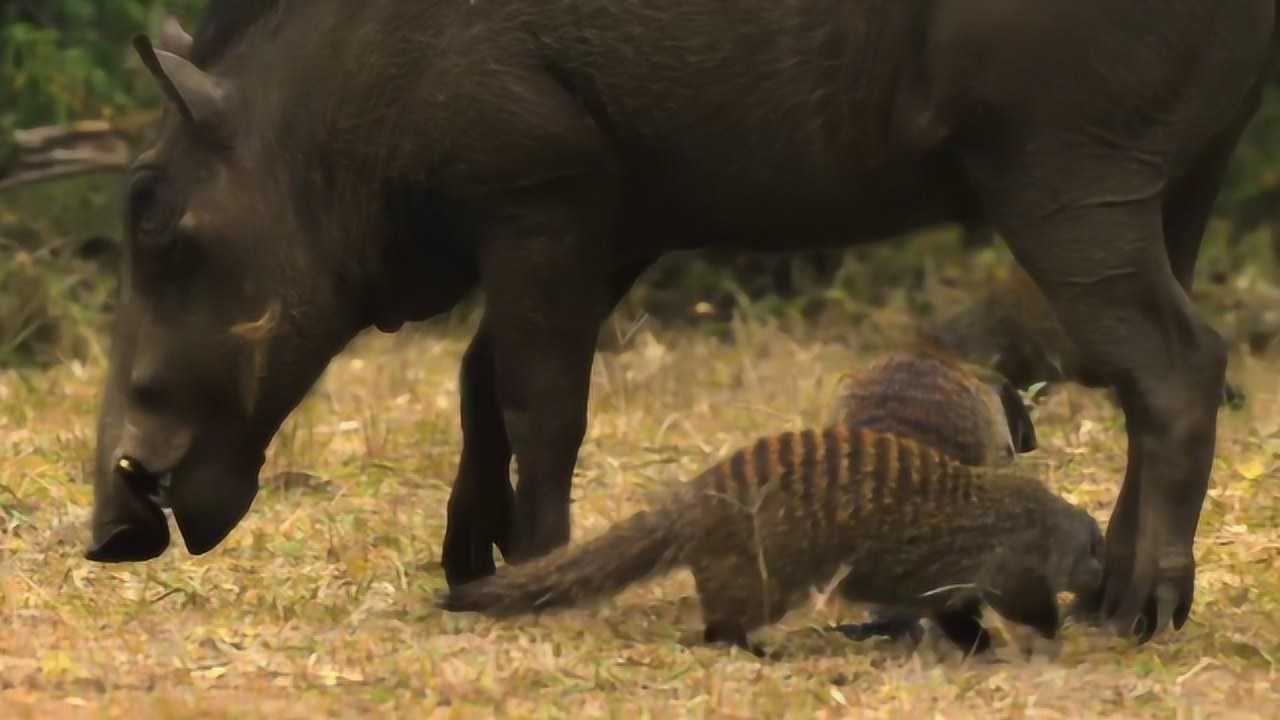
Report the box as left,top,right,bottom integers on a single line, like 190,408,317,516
0,114,156,193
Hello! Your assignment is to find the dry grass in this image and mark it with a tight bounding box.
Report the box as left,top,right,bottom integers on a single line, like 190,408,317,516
2,307,1279,719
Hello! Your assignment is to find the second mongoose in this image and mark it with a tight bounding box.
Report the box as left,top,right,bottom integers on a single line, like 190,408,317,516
834,351,1038,466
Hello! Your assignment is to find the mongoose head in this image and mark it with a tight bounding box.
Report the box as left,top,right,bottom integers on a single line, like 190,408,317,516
1042,501,1105,598
969,497,1104,643
838,352,1036,466
970,363,1038,462
918,265,1080,390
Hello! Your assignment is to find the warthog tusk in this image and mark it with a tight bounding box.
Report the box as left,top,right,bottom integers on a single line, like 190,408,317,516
231,301,282,415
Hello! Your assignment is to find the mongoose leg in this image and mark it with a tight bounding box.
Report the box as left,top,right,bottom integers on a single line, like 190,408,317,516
832,607,925,645
692,557,781,657
980,566,1060,641
834,603,993,656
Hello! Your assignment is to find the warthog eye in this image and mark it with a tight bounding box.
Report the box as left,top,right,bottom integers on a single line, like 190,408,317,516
127,173,209,282
128,172,179,253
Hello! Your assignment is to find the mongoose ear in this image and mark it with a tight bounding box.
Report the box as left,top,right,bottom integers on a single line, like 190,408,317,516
980,566,1060,639
1070,518,1105,597
1070,555,1104,600
996,379,1037,453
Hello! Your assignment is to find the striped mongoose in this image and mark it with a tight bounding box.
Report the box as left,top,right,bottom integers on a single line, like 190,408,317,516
834,351,1038,466
440,421,1103,654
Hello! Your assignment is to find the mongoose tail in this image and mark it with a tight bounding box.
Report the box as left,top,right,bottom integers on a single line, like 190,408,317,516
440,507,684,616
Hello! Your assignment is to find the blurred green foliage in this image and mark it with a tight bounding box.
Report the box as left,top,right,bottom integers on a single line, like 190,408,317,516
0,1,204,159
1221,67,1280,236
0,183,119,367
0,1,205,366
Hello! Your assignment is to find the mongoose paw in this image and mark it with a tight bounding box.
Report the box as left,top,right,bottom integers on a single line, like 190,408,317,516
1064,593,1104,628
830,617,925,646
1222,381,1246,410
999,620,1062,662
703,621,767,657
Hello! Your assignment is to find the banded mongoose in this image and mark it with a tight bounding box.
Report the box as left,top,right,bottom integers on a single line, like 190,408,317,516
440,423,1103,654
834,351,1038,466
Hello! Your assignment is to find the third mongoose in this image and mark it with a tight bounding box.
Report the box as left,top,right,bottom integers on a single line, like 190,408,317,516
918,265,1248,407
440,422,1103,654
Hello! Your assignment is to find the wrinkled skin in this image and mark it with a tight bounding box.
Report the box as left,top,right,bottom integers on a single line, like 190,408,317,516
89,1,1277,643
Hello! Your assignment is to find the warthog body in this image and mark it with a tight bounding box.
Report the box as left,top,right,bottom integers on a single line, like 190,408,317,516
89,0,1277,641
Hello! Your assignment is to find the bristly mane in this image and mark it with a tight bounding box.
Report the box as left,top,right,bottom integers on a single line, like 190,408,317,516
191,0,282,66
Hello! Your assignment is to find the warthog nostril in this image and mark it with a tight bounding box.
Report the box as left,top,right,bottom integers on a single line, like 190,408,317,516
117,456,142,478
116,456,158,487
116,456,166,502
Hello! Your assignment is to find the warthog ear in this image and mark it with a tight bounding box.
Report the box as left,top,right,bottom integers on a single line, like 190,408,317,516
158,16,194,58
133,34,228,138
